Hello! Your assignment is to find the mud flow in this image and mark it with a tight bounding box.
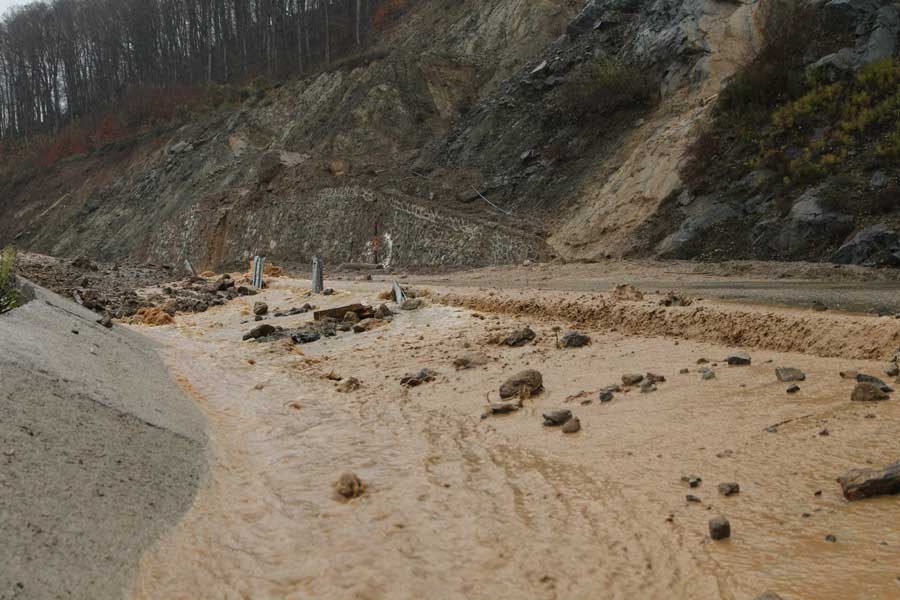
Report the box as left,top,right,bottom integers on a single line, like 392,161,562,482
132,278,900,600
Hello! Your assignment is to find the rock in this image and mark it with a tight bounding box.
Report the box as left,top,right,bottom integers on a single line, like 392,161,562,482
453,352,489,370
561,331,591,348
323,288,335,296
718,482,740,497
831,224,900,268
682,475,702,488
776,367,806,382
640,382,657,393
334,472,365,500
659,292,692,307
686,494,702,503
709,516,731,540
353,318,385,333
646,373,666,384
256,151,284,184
851,382,889,401
886,363,900,378
700,368,716,381
752,192,854,260
336,378,361,393
840,370,859,379
787,384,801,394
599,385,619,402
726,352,751,366
457,190,481,203
483,399,523,418
71,256,98,270
373,304,393,319
561,417,581,433
499,369,543,399
567,0,602,37
857,373,888,388
819,428,830,436
343,311,361,324
825,534,837,543
328,159,350,176
253,302,269,316
679,368,690,374
837,461,900,500
542,409,573,427
97,315,113,328
242,323,276,341
401,298,424,311
291,330,321,344
401,368,438,387
502,327,536,347
622,373,644,386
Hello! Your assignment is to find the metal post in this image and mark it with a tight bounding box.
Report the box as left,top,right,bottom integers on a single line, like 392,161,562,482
312,255,324,294
252,256,266,288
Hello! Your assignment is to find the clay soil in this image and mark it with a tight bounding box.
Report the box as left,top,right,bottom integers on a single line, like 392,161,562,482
126,269,900,600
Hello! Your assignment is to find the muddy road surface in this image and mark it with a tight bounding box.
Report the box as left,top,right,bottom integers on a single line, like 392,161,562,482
130,275,900,600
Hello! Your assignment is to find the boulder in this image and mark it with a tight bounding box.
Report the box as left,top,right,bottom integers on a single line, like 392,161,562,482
502,327,536,347
727,352,751,366
561,331,591,348
242,323,276,341
542,409,573,427
401,298,424,311
851,382,889,401
709,516,731,540
775,367,805,382
562,417,581,433
253,302,269,316
752,192,854,260
500,369,543,399
837,461,900,500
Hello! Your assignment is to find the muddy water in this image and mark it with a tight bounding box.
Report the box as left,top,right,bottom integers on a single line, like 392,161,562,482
133,279,900,600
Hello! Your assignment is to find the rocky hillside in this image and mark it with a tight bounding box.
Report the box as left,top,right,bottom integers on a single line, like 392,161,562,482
1,0,898,270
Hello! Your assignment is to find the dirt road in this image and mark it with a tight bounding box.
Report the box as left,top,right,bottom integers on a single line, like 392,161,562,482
128,272,900,600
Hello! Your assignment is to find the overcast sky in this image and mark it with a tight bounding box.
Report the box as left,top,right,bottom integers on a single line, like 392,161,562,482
0,0,25,17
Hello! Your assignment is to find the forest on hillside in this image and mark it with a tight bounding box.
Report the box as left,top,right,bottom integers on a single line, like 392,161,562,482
0,0,408,143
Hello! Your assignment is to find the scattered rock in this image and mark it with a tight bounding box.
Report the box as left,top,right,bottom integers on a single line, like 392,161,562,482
561,417,581,433
343,311,361,324
696,358,710,365
851,382,890,402
825,534,837,543
622,373,644,386
599,385,620,402
353,318,385,333
840,370,860,380
333,472,365,501
501,327,536,347
291,330,322,344
483,399,523,418
886,363,900,378
775,367,806,382
336,378,361,393
97,315,113,328
682,475,702,488
718,482,740,497
857,373,888,387
561,331,591,348
726,352,751,366
700,368,716,381
401,298,423,311
787,384,801,394
323,288,335,296
499,369,544,399
253,302,269,316
686,494,702,503
373,304,393,319
453,352,489,370
819,428,830,436
646,373,666,384
640,382,657,393
542,409,573,427
401,369,438,387
709,516,731,540
659,292,692,307
679,368,690,374
837,461,900,500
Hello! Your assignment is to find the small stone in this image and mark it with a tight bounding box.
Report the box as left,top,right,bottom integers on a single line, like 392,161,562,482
542,409,573,427
401,298,423,310
599,385,619,402
334,472,366,500
501,327,536,347
500,370,543,399
373,304,393,319
686,494,702,503
709,516,731,540
243,324,276,341
787,384,801,394
679,368,690,374
825,534,837,543
682,475,702,488
640,382,657,393
343,311,361,324
851,382,889,402
561,417,581,433
646,373,666,384
484,400,523,418
718,482,740,496
696,358,709,365
885,363,899,378
322,288,335,296
253,302,269,316
775,367,805,382
561,331,591,348
401,368,438,387
453,352,489,370
353,318,385,333
726,352,751,366
292,330,321,344
622,373,644,386
98,315,113,328
700,368,716,381
840,370,859,379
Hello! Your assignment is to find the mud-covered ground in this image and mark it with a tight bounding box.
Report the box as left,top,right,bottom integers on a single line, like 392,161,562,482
124,271,900,600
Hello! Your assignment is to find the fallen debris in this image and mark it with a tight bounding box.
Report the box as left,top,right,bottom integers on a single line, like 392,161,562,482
401,369,438,387
682,475,702,488
499,370,543,399
709,516,731,540
726,352,751,366
659,291,692,307
775,367,806,382
837,461,900,500
851,382,890,402
374,304,393,319
314,303,372,321
353,318,385,333
292,329,322,344
542,410,573,427
334,472,366,501
560,331,591,348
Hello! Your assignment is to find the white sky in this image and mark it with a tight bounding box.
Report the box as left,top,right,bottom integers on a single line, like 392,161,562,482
0,0,26,17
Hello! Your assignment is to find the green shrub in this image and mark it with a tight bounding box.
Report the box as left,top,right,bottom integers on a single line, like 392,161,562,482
0,246,19,314
556,58,657,118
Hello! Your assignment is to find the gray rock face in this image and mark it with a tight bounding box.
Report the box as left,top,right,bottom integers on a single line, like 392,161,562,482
657,197,741,258
752,193,854,260
831,225,900,267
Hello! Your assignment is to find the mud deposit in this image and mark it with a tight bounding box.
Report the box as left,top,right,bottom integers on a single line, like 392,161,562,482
131,278,900,600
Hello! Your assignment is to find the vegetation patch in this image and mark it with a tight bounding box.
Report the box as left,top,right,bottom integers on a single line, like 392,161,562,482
0,246,20,314
554,57,657,119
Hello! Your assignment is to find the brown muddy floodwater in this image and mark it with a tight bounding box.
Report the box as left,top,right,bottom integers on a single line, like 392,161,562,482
132,278,900,600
